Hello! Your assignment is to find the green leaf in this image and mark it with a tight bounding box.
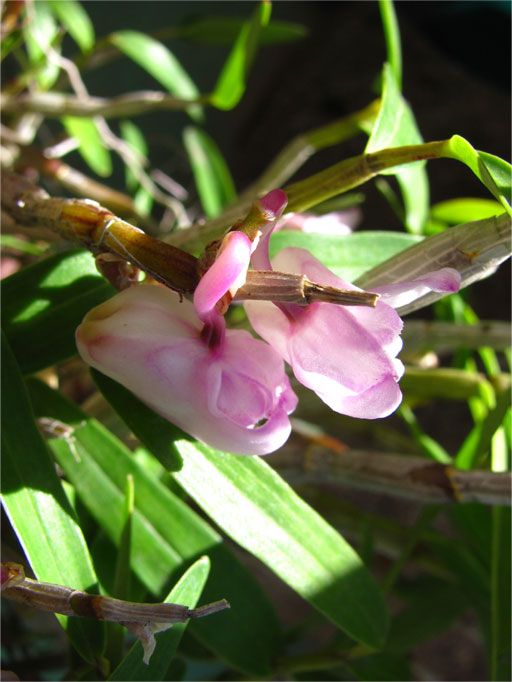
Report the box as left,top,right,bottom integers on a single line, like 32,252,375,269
27,378,282,678
62,117,113,177
176,16,306,45
2,249,114,374
270,230,421,281
90,375,388,648
0,234,47,255
173,441,389,648
119,120,148,192
210,2,271,110
1,333,105,663
366,64,429,233
378,0,402,89
455,388,512,470
109,557,211,681
444,136,512,212
110,31,201,121
48,0,95,52
430,198,506,225
22,0,60,88
183,127,236,218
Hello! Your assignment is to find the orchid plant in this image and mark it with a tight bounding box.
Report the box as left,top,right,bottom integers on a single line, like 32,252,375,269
1,1,511,681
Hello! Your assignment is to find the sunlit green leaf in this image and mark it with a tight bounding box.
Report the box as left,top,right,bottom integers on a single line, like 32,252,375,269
270,230,421,281
91,373,388,647
366,64,429,233
110,31,202,120
183,126,236,218
62,117,113,177
22,0,60,88
445,136,512,212
1,333,105,663
2,249,113,374
210,2,271,110
430,198,505,225
109,557,211,681
173,441,389,648
27,378,281,678
48,0,95,52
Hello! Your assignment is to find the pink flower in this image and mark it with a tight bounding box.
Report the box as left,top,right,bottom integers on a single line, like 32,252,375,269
279,208,360,236
76,231,297,455
245,191,461,419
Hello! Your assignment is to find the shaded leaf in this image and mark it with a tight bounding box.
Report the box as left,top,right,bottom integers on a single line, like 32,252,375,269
2,249,113,374
176,16,306,45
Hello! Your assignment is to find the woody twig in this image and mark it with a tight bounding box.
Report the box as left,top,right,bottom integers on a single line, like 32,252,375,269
1,562,229,665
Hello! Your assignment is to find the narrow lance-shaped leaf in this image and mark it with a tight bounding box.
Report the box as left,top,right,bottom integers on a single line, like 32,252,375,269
173,441,389,649
90,375,388,649
27,377,282,678
48,0,95,52
109,557,212,681
210,1,271,110
1,332,105,663
430,198,505,226
175,16,306,45
183,126,236,218
110,31,202,121
62,117,113,177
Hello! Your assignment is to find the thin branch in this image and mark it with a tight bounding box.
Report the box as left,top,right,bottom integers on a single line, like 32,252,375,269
402,320,511,354
1,91,205,118
1,562,229,665
274,434,511,506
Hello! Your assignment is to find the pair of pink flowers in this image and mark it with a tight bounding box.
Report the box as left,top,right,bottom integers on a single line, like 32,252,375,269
76,190,460,455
